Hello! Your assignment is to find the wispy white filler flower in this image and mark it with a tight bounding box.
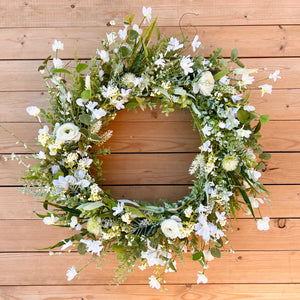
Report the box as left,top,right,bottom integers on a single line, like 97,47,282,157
269,70,281,82
52,40,64,52
66,266,77,281
148,275,161,289
257,217,270,231
142,6,152,24
191,35,201,52
258,84,272,96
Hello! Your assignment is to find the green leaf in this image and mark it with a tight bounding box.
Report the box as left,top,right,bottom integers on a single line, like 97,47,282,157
235,58,245,68
124,206,145,218
76,63,88,73
81,89,91,99
144,18,157,46
260,114,270,124
52,68,71,74
90,133,100,141
111,244,124,253
174,87,185,96
79,113,92,125
156,25,161,40
210,247,221,258
191,251,204,261
253,121,261,134
77,201,104,211
231,48,238,61
119,46,131,58
142,42,148,58
124,14,135,25
72,234,84,241
259,153,272,160
255,161,265,171
168,261,177,272
128,29,138,41
237,110,250,124
214,69,229,81
77,243,87,255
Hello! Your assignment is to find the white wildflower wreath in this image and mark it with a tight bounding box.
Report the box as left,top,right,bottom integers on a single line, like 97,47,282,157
14,7,280,288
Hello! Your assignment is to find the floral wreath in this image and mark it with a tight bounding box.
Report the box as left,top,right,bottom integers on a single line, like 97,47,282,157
12,7,281,289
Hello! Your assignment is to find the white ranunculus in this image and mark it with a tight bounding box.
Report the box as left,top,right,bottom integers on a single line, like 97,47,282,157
161,218,182,239
56,123,81,143
193,71,215,96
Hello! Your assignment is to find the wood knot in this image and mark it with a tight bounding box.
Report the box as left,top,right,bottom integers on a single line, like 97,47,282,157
237,255,242,260
70,4,75,8
277,218,286,228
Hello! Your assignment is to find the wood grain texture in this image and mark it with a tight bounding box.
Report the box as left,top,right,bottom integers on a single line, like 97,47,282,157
0,251,299,285
0,185,298,219
1,284,300,300
0,89,300,123
1,0,300,28
0,25,298,60
0,153,299,185
0,218,296,251
1,120,299,153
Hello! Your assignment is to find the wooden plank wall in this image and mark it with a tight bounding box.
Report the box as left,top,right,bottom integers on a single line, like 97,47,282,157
0,0,300,299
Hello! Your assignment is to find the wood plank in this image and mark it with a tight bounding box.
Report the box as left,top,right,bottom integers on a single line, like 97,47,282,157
1,0,300,28
0,89,299,123
0,218,297,251
0,251,299,285
1,185,298,220
0,58,297,91
0,153,299,185
0,25,299,60
1,284,300,300
1,120,299,153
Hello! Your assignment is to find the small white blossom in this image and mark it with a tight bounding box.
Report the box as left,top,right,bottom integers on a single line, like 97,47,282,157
154,53,165,67
202,124,213,136
250,197,264,208
76,98,87,107
97,49,110,63
232,94,243,103
166,37,184,52
241,74,254,86
118,27,127,40
148,275,160,289
52,40,64,52
112,201,124,216
197,272,208,284
191,35,201,52
53,58,63,69
180,56,194,75
80,239,103,256
133,24,142,35
216,211,227,226
61,240,73,251
85,75,91,90
66,266,77,281
142,6,152,24
257,217,270,231
26,106,40,117
203,250,214,262
259,84,272,96
244,104,256,111
106,32,117,45
184,206,193,218
201,140,212,152
269,70,281,82
92,108,107,120
236,128,252,138
219,75,230,86
109,20,116,26
36,151,46,160
69,216,78,228
43,214,59,225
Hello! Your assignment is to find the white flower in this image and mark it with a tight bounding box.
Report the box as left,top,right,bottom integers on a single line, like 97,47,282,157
112,201,124,216
250,197,264,208
85,75,91,90
97,49,110,63
51,165,60,175
109,20,116,26
219,122,226,129
52,40,64,52
48,141,62,156
133,24,143,35
121,212,133,224
166,37,184,52
269,70,281,82
154,53,165,67
246,169,261,182
106,32,117,45
148,275,160,289
257,217,270,231
193,71,215,96
191,35,201,52
222,155,239,171
61,240,73,251
202,124,213,136
216,211,227,226
219,75,230,86
194,215,211,242
180,56,194,75
142,6,152,24
201,140,211,152
184,206,193,218
118,27,127,40
197,272,208,284
259,84,272,96
36,151,46,160
53,58,63,69
231,94,243,103
244,104,256,111
56,123,81,143
69,216,78,228
26,106,40,117
161,217,182,239
203,250,214,262
53,175,74,193
43,214,59,225
66,266,77,281
76,98,87,107
237,128,252,138
80,239,103,256
114,100,126,110
92,108,107,120
241,74,254,86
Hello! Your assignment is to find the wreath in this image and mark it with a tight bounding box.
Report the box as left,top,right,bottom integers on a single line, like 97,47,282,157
12,7,280,289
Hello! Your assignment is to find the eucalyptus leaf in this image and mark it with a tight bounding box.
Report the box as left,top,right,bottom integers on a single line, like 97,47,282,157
210,247,221,258
259,153,272,160
77,202,104,211
81,89,91,99
79,113,92,125
77,243,87,255
260,114,270,124
76,63,89,73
